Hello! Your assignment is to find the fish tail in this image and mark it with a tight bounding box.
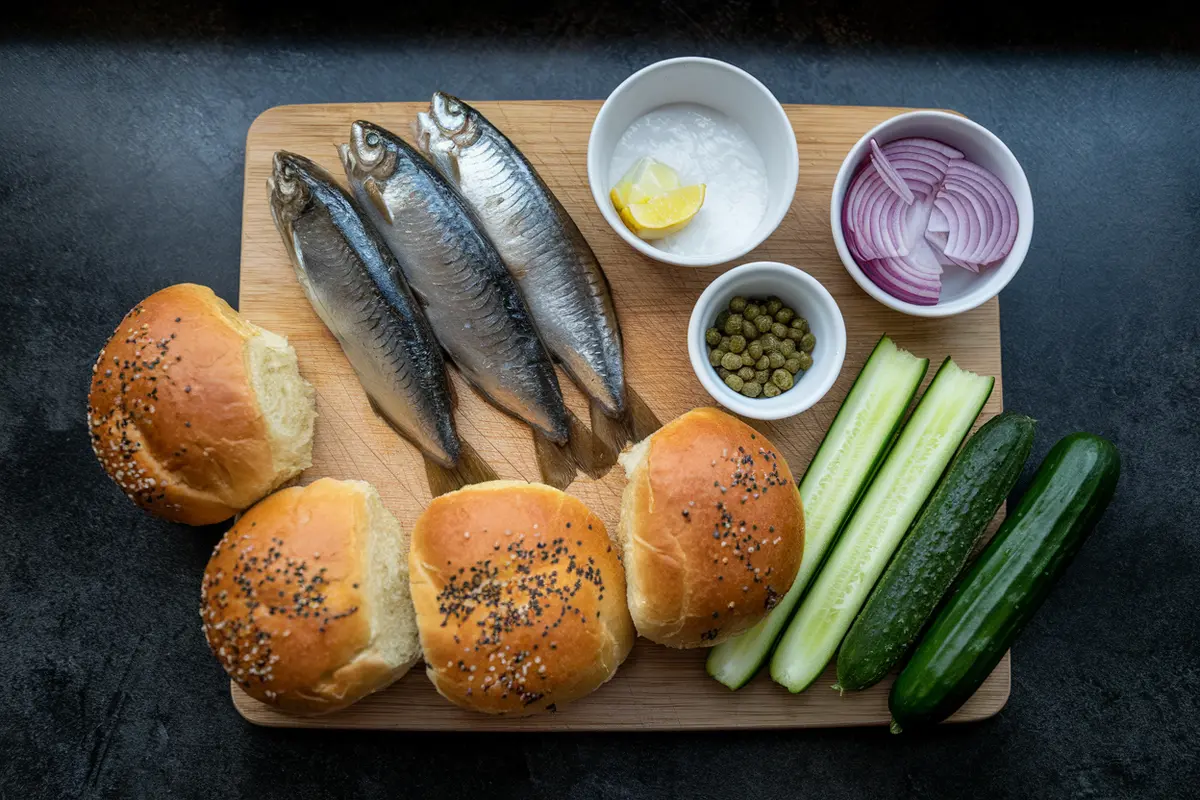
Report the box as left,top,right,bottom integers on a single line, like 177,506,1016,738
567,409,619,479
625,386,663,443
589,400,635,458
424,440,498,497
533,431,580,490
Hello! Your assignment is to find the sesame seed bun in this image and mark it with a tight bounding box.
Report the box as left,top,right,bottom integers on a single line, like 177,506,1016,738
201,478,421,715
87,284,316,525
409,481,635,716
616,408,805,648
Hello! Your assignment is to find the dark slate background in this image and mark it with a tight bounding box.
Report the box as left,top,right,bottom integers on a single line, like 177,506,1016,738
3,3,1198,798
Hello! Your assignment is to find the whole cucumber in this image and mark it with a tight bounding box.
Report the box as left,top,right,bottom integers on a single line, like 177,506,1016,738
836,411,1036,691
889,432,1120,731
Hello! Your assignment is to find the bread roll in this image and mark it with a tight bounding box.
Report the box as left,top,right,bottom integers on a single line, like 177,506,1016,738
200,478,421,715
617,407,805,648
410,481,634,715
87,284,315,525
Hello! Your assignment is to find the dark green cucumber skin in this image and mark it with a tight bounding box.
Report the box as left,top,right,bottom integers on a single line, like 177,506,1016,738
835,411,1037,691
889,433,1120,731
706,335,927,689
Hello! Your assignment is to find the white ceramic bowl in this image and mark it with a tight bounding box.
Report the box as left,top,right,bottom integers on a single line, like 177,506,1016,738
688,262,846,420
587,57,799,268
830,110,1034,317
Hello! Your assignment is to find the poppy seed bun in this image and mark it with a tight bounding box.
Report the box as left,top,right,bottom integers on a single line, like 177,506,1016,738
201,478,421,715
409,481,635,716
87,284,316,525
617,408,805,648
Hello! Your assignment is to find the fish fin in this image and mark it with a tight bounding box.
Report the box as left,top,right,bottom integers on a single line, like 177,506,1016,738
425,441,498,497
567,409,618,479
336,142,356,175
534,431,580,490
362,178,395,225
626,386,663,442
589,400,635,459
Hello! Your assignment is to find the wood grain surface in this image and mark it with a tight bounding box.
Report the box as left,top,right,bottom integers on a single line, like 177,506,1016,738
235,100,1008,731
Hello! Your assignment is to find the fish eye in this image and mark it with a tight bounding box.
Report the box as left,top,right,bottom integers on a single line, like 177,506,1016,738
365,132,380,147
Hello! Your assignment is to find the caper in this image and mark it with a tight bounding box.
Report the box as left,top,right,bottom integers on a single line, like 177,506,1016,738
763,383,781,398
719,336,731,350
709,348,725,367
768,351,786,369
747,341,763,361
729,296,748,313
741,381,762,398
766,297,783,315
795,351,814,371
739,353,754,367
728,335,746,354
721,352,743,371
743,303,761,321
755,355,770,370
761,334,781,353
724,374,745,392
784,357,802,374
775,307,795,324
742,320,758,339
705,328,722,347
787,327,805,341
737,366,755,381
755,316,773,334
779,339,796,357
771,369,794,390
771,322,788,339
718,367,733,379
754,368,771,384
800,332,816,353
715,310,730,330
790,317,808,333
723,314,744,336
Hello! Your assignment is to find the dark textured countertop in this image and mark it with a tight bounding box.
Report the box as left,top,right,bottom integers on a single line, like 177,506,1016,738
3,4,1199,798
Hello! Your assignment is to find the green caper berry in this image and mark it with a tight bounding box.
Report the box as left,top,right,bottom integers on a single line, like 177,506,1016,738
724,374,745,392
728,335,746,354
715,310,730,329
705,328,722,347
755,355,770,370
742,320,758,339
768,352,786,369
755,316,773,334
709,348,725,367
729,296,748,313
775,307,795,324
724,314,744,336
741,353,755,367
741,381,762,398
790,317,808,333
787,327,805,341
771,322,788,339
766,297,783,315
718,367,733,379
796,352,814,371
754,369,771,384
771,369,794,390
780,339,796,357
800,333,816,353
784,357,802,374
761,335,781,353
721,352,743,371
762,383,782,398
743,303,761,321
719,336,731,350
737,366,755,381
747,341,763,361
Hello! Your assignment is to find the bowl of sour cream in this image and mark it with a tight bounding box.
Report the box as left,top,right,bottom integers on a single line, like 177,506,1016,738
587,57,799,268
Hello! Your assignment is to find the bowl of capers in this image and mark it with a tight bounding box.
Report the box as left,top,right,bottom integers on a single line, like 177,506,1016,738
687,261,846,420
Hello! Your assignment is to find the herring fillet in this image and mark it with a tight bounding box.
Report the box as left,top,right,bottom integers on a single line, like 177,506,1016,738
415,92,627,419
340,120,569,443
267,151,460,468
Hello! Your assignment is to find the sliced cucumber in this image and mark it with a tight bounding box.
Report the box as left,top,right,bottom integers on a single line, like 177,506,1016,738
705,336,929,689
770,357,994,693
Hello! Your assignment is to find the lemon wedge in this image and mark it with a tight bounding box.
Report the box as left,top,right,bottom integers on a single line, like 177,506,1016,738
610,157,681,212
619,184,707,240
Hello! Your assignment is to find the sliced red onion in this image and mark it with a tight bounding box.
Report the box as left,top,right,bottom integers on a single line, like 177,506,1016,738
870,139,915,205
927,206,949,233
946,160,1018,264
882,137,963,160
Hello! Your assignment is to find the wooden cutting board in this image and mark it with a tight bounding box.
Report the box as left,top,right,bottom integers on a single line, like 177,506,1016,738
235,101,1008,730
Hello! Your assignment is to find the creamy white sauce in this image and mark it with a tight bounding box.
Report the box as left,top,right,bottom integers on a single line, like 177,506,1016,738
609,103,769,257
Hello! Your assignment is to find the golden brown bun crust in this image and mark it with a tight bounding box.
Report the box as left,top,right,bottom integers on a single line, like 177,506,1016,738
410,481,635,716
200,479,397,715
87,284,309,525
619,407,804,648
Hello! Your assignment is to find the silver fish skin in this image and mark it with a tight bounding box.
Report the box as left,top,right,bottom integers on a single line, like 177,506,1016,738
267,151,460,468
340,121,569,444
415,93,627,418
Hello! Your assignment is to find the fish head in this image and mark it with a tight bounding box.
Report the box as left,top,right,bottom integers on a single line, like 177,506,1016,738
267,151,316,228
341,120,399,182
429,92,471,139
415,94,477,186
